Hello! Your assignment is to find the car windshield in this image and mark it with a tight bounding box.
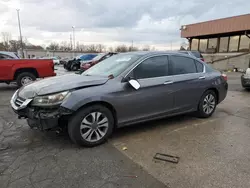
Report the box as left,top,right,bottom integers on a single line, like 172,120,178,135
82,53,142,77
79,54,96,61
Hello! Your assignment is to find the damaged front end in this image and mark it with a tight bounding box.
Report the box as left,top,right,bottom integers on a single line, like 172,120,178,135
10,90,74,130
25,106,73,130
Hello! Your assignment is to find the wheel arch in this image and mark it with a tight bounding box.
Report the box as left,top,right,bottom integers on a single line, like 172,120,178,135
73,101,118,129
204,88,219,104
14,68,39,80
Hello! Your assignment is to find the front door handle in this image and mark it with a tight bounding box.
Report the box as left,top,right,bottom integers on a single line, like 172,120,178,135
199,76,206,80
164,81,174,85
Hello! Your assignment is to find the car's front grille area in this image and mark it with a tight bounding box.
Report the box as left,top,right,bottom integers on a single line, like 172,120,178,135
15,97,25,107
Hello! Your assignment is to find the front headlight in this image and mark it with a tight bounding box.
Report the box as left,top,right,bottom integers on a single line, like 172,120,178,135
32,91,70,107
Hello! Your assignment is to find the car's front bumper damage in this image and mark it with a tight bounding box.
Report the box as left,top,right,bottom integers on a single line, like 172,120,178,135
10,93,73,130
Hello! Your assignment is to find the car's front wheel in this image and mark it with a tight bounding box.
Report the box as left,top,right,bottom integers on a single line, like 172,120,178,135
68,105,114,147
196,90,217,118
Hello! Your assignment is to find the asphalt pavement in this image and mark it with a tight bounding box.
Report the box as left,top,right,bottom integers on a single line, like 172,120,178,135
0,66,166,188
0,67,250,188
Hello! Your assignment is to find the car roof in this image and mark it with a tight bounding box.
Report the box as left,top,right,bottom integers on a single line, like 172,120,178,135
120,51,196,57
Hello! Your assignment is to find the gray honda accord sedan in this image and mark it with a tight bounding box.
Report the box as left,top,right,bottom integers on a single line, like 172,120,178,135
11,51,228,147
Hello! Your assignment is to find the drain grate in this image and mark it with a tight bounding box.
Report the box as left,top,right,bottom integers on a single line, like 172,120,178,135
153,153,179,164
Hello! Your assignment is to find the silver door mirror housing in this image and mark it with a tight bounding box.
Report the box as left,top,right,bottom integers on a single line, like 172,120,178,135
128,79,140,90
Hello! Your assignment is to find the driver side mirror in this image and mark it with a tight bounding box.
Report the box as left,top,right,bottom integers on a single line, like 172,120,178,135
128,79,140,90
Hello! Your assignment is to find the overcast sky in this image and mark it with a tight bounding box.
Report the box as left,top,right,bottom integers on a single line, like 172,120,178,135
0,0,250,49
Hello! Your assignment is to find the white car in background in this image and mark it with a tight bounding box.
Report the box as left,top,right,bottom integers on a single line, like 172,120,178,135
51,57,60,65
41,56,60,65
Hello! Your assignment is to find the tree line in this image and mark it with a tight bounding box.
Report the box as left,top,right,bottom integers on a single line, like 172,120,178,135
0,32,154,53
0,32,44,52
37,41,154,52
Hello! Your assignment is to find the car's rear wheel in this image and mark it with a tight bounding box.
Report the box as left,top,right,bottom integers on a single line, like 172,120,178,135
196,90,217,118
16,72,36,87
68,105,114,147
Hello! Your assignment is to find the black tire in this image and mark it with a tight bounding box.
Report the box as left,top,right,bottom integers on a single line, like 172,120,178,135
196,90,217,118
68,105,114,147
71,65,78,71
16,72,36,87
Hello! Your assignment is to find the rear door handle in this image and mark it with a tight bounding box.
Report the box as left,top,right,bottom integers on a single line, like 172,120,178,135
164,81,174,85
199,76,206,80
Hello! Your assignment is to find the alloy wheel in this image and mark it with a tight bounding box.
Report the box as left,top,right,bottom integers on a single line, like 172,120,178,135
203,94,216,114
80,112,109,142
21,76,33,86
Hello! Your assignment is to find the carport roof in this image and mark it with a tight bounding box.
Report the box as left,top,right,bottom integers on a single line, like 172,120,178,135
181,14,250,38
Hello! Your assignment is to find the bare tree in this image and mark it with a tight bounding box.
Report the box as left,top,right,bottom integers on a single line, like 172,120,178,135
9,40,20,52
46,42,60,50
76,41,80,51
96,44,105,52
128,46,138,51
78,44,86,52
150,46,156,51
60,41,71,51
108,46,113,52
115,45,129,52
0,42,5,50
141,45,150,51
1,32,12,51
85,44,98,52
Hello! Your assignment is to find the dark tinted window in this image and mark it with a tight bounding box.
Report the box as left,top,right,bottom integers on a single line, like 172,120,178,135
134,56,169,79
170,56,196,75
195,61,203,72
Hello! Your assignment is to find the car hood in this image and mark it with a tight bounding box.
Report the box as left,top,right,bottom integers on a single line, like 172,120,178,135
18,74,109,99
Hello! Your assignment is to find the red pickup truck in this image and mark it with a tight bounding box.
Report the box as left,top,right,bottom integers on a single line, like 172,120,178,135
0,57,56,87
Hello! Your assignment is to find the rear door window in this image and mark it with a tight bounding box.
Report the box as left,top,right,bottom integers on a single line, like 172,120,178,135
170,56,197,75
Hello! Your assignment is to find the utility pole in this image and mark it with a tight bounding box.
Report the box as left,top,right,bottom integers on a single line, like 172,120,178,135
16,9,24,58
72,26,75,57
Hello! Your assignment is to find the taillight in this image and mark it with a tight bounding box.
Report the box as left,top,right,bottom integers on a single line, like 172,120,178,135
50,61,54,70
201,58,205,62
83,63,90,70
221,73,227,81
